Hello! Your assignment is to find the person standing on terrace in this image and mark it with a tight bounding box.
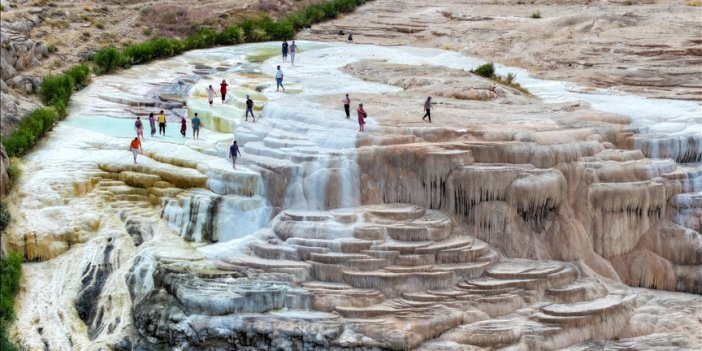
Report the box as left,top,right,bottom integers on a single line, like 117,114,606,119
282,40,289,62
220,79,228,104
357,103,367,132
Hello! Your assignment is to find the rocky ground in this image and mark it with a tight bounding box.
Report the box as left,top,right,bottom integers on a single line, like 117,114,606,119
299,0,702,101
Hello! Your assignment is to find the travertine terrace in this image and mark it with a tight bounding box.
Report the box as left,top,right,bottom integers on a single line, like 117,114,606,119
2,6,701,349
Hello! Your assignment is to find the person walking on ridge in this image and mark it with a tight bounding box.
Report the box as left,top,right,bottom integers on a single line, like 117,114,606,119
357,103,367,132
245,95,255,122
282,40,289,62
134,116,144,139
148,112,156,137
342,94,351,119
158,110,167,136
180,116,187,137
290,41,298,65
130,137,142,164
192,113,201,140
229,140,242,169
422,96,432,122
207,85,217,106
220,79,228,104
275,65,285,92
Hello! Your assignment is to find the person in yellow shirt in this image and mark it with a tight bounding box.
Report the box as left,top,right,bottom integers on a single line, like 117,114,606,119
157,110,167,135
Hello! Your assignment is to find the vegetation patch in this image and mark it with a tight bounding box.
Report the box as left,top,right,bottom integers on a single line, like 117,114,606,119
93,0,371,74
0,251,22,351
471,62,531,95
531,11,542,19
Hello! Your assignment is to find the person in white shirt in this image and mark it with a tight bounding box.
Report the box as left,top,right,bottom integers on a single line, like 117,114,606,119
206,85,216,106
275,65,285,92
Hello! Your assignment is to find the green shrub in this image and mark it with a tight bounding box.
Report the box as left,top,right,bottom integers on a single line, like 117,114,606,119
184,28,218,50
2,108,59,157
217,25,245,45
471,62,495,78
64,64,90,90
0,202,9,233
121,38,184,65
94,46,122,74
0,324,18,351
39,74,74,107
0,252,22,320
531,11,541,19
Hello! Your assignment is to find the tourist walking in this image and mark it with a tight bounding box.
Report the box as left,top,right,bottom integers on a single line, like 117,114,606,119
158,110,167,135
220,79,228,103
275,65,285,92
290,41,298,65
148,112,156,137
342,94,351,118
130,137,142,164
134,116,144,139
180,116,187,137
229,140,242,169
192,113,201,140
422,96,432,122
357,103,367,132
282,40,289,62
245,95,255,122
207,85,216,106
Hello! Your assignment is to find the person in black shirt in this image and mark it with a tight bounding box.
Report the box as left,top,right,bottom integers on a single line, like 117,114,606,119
245,95,255,122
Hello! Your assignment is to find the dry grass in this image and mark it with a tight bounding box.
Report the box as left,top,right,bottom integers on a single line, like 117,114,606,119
139,5,215,37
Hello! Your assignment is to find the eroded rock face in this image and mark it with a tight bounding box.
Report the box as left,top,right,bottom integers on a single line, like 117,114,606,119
128,204,669,350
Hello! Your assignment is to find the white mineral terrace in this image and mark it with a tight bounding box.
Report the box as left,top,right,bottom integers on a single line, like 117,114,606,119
6,41,702,350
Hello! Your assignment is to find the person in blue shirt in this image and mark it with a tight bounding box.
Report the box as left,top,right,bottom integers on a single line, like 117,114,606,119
229,140,242,169
192,113,202,140
282,40,289,62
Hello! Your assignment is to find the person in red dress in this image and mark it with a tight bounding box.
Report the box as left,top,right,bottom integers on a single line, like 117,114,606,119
220,79,228,104
356,103,367,132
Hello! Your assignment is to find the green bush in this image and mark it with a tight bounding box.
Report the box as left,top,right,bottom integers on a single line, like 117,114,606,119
471,62,495,78
0,252,22,320
0,251,22,351
2,108,59,157
184,28,218,50
0,203,9,233
64,64,90,90
217,25,245,45
94,46,122,74
531,11,541,19
39,74,74,107
122,38,185,65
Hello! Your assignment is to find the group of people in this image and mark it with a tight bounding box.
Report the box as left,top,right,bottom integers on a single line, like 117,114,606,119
129,40,433,165
206,80,229,105
130,111,203,164
281,40,299,65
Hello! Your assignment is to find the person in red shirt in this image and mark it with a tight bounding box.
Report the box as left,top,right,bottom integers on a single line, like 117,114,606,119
130,137,142,164
220,79,228,104
180,117,187,137
357,103,367,132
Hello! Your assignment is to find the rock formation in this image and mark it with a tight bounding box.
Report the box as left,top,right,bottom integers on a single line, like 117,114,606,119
3,41,701,350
